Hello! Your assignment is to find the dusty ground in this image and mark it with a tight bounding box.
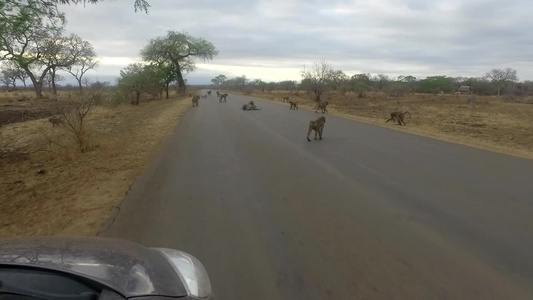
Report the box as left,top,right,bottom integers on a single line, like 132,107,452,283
0,92,192,238
245,91,533,160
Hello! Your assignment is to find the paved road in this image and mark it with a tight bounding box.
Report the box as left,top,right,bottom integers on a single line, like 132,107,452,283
100,93,533,300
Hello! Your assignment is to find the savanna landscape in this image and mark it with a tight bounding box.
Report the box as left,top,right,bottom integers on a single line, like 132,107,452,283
2,0,533,299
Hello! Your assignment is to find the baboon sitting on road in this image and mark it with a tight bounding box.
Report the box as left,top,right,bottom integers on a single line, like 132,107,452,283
307,116,326,141
289,101,298,110
386,111,411,126
242,101,261,111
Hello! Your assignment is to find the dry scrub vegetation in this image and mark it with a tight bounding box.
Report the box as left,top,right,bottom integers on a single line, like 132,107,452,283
0,90,192,238
248,91,533,159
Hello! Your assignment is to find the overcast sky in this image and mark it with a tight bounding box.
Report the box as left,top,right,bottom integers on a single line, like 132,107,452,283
57,0,533,85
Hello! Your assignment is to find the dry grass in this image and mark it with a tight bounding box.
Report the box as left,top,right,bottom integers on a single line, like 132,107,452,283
248,91,533,159
0,94,191,238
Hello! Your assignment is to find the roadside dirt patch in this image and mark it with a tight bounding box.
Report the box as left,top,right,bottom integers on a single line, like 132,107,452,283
0,96,191,238
246,91,533,159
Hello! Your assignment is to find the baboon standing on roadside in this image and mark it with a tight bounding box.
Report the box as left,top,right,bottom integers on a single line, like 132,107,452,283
289,101,298,110
307,116,326,141
49,116,63,128
386,111,411,126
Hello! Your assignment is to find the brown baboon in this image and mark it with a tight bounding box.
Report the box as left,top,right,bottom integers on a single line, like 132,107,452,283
48,116,63,128
282,96,289,102
219,93,228,103
289,101,298,110
307,116,326,141
192,95,200,107
216,91,220,97
207,90,212,95
315,101,328,113
386,111,411,126
242,101,261,111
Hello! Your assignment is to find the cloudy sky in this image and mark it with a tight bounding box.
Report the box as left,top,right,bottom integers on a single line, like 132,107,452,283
57,0,533,85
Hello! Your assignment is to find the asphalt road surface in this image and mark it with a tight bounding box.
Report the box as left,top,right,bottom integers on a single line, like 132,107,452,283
100,92,533,300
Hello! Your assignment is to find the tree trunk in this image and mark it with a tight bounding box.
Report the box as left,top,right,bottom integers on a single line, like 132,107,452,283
51,68,58,95
77,79,83,94
173,61,186,93
24,68,43,99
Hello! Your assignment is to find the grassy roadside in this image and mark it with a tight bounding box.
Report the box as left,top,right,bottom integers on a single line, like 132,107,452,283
240,91,533,160
0,96,191,238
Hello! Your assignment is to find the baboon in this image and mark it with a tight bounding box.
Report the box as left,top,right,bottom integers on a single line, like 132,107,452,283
289,101,298,110
48,116,63,128
202,94,207,99
192,95,200,107
307,116,326,141
242,101,261,111
207,90,212,96
315,101,328,113
219,93,228,103
282,96,289,102
386,111,411,126
216,91,220,97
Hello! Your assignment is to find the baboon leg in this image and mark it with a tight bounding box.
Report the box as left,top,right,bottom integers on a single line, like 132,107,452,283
307,126,313,142
386,117,393,123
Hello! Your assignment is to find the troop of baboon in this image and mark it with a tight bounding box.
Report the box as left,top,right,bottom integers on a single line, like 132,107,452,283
190,90,410,142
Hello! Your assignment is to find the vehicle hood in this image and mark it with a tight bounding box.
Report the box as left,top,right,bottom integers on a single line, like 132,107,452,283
0,236,188,298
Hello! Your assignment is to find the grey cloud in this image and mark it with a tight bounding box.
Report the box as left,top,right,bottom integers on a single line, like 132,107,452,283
56,0,533,83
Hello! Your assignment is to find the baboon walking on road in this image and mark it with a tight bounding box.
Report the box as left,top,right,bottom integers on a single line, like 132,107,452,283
219,93,228,103
386,111,411,126
207,90,212,96
307,116,326,141
289,101,298,110
192,95,200,107
315,101,328,113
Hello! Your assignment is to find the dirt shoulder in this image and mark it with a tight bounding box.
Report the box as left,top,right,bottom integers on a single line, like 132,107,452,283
242,91,533,160
0,96,191,238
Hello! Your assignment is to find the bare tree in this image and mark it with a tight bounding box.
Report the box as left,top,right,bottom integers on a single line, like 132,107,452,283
53,91,102,152
485,68,518,96
66,38,98,94
0,61,28,88
301,60,334,103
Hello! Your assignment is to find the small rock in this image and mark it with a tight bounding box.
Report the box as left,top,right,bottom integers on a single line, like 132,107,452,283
37,169,46,175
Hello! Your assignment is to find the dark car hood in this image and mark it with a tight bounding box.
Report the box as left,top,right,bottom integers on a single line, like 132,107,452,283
0,237,188,298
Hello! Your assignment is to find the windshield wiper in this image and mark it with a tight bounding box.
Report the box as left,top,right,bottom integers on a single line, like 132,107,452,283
0,281,97,300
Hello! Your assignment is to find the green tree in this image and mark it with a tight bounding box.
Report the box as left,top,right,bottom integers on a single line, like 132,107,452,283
485,68,518,96
117,63,160,105
140,31,218,92
418,76,454,94
211,74,226,87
